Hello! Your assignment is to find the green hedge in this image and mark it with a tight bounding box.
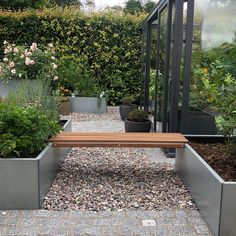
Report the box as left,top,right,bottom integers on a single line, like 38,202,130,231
0,9,146,104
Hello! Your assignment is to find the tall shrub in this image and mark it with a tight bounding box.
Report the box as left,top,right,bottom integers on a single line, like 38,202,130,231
0,9,145,104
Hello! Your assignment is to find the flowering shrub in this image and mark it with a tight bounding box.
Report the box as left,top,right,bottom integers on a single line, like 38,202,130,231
0,41,58,82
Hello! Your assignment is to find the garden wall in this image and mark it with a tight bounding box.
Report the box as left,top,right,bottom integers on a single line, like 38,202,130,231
0,10,145,104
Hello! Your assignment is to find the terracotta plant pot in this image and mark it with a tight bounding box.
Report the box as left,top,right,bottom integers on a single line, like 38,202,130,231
59,99,70,115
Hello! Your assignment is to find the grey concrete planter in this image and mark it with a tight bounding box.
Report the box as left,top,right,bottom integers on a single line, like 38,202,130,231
0,79,38,98
180,111,217,135
0,119,72,210
71,97,107,113
176,144,236,236
124,118,152,132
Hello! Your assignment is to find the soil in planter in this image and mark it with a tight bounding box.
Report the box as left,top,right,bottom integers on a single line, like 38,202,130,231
190,142,236,181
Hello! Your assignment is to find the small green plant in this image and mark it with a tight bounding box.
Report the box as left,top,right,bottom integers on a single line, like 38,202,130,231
127,108,149,122
203,71,236,154
0,103,62,158
7,79,60,120
56,55,98,97
121,96,135,105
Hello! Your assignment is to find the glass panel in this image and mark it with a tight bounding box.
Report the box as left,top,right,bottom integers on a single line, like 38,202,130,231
190,0,236,135
149,18,158,111
158,7,168,120
164,0,176,132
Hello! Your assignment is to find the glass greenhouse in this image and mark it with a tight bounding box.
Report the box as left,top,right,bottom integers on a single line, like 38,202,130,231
142,0,236,135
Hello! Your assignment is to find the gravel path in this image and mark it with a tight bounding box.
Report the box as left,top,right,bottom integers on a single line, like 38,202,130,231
62,106,120,121
45,107,196,211
43,147,195,211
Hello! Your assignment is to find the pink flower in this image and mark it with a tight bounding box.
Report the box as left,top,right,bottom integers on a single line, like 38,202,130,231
30,43,37,51
30,60,35,65
13,47,19,53
4,49,9,54
25,57,31,65
24,50,32,57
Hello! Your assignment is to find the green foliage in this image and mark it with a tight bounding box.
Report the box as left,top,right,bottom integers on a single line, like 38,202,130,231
124,0,143,15
0,102,61,158
121,95,135,105
143,1,156,13
0,10,144,104
7,79,60,120
128,108,149,122
56,55,97,96
0,0,49,10
51,0,82,8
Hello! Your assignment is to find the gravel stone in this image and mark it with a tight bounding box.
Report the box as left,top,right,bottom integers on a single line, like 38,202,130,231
44,107,197,212
62,106,120,122
43,147,196,211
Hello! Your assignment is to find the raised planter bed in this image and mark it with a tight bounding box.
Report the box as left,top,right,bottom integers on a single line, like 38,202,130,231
71,97,107,113
0,119,72,210
179,110,217,135
176,144,236,236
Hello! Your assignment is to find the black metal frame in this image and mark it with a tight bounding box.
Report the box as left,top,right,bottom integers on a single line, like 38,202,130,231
142,0,195,134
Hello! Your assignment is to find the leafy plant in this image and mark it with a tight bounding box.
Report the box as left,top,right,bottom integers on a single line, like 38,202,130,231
127,108,149,122
7,79,60,120
121,96,135,105
56,55,98,97
0,103,61,158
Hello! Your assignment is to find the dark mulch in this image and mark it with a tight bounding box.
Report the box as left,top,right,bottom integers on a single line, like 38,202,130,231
190,142,236,182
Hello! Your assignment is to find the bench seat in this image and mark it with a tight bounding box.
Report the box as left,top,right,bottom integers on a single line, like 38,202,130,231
49,132,188,148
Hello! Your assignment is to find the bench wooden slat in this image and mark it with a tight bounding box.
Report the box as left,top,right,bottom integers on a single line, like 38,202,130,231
49,132,188,148
52,142,185,148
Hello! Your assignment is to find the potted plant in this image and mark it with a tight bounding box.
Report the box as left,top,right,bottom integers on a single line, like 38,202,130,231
0,79,71,210
119,96,138,120
125,108,152,132
0,41,58,98
58,86,72,115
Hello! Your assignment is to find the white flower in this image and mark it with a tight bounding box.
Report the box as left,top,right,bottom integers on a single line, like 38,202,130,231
25,57,31,65
13,47,19,53
3,57,8,62
30,60,35,65
53,76,58,81
20,54,24,59
52,63,57,69
51,56,56,60
11,69,16,74
19,73,22,78
48,43,53,48
3,40,7,45
9,61,15,68
30,43,37,51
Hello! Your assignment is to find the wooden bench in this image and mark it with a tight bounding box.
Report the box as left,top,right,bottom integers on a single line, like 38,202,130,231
49,132,188,148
